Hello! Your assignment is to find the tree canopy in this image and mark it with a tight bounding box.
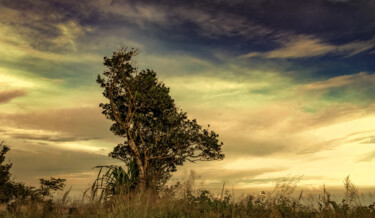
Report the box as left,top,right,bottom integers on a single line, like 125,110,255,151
97,47,224,191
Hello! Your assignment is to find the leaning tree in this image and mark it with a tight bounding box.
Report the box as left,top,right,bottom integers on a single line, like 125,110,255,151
97,47,224,191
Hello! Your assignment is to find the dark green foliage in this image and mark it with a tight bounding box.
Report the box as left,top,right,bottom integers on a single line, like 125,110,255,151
0,144,11,182
97,47,224,191
0,142,12,203
110,158,139,192
0,141,36,204
39,177,66,199
0,141,66,213
85,159,139,203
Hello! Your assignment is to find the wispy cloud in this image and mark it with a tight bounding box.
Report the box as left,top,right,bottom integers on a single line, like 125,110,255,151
91,0,271,39
0,2,95,66
357,150,375,162
298,72,375,107
173,7,272,39
301,72,375,91
8,133,97,142
0,90,27,104
94,0,169,27
0,107,113,140
241,35,375,59
0,21,96,63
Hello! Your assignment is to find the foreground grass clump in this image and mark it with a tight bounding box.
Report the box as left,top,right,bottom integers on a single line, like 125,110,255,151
2,174,375,217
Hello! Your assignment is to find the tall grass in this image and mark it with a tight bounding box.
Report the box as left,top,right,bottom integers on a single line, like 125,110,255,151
1,173,375,217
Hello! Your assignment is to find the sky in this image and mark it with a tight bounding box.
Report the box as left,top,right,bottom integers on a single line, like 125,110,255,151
1,0,375,197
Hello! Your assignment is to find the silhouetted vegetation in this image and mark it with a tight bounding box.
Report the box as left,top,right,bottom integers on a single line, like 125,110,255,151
83,159,139,203
96,47,224,191
2,167,375,217
0,141,67,214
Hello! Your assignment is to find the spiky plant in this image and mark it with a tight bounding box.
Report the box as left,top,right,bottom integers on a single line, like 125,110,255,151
84,158,139,203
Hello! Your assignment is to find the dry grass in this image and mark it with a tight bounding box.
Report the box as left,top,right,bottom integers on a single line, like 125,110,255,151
1,174,375,218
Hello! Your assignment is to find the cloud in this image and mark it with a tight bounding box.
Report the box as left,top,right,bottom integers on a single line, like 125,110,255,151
357,150,375,162
302,72,375,91
170,158,289,188
173,7,272,39
243,35,335,59
8,133,97,142
0,2,96,65
340,37,375,57
328,0,350,3
91,0,271,40
241,35,375,59
188,100,375,158
0,89,27,104
0,71,35,88
360,137,375,144
4,140,121,195
195,167,288,185
0,21,96,63
0,1,90,50
50,20,87,52
0,107,114,140
8,142,115,177
94,0,169,27
298,72,375,106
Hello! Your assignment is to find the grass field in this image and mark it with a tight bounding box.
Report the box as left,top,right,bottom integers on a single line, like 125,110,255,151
1,174,375,218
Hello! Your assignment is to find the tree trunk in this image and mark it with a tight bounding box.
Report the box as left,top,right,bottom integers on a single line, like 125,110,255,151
134,154,146,192
138,172,146,192
127,138,147,192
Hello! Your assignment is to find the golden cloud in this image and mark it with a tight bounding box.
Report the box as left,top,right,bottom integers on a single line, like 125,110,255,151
0,89,27,104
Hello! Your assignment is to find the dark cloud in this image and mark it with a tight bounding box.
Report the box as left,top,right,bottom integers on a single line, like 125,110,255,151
2,0,374,45
8,133,98,142
7,143,117,177
0,0,92,54
225,0,375,41
0,89,27,104
0,107,114,140
1,0,374,79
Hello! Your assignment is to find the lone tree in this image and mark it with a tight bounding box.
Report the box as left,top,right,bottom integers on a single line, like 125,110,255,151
97,47,224,191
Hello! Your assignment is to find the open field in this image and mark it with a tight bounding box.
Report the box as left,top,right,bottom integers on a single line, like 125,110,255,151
1,175,375,218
